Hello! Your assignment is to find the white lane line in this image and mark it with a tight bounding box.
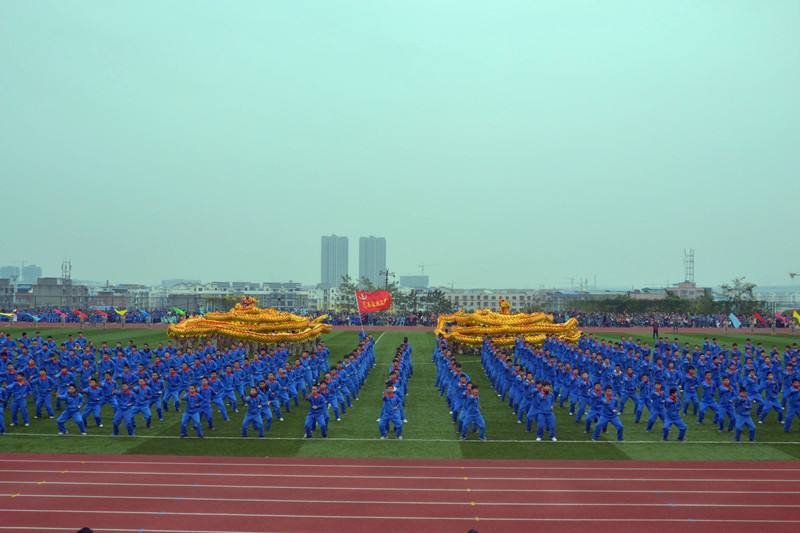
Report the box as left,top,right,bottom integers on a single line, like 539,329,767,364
1,509,800,524
3,493,800,509
0,457,797,473
2,468,800,482
2,432,799,444
2,480,798,494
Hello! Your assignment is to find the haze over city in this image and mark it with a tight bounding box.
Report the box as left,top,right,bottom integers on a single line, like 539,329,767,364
2,2,799,288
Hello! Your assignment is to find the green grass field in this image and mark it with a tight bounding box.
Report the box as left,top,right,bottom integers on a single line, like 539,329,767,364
1,327,799,461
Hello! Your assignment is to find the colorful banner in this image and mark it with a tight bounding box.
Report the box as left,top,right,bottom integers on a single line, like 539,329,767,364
775,312,787,324
754,312,767,325
729,313,741,329
794,310,800,325
19,312,41,322
72,309,88,320
355,290,392,314
114,308,128,316
172,307,186,316
92,309,109,318
138,308,150,318
0,312,15,318
53,308,68,318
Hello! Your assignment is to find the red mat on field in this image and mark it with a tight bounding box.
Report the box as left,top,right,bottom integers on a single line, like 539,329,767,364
0,453,798,532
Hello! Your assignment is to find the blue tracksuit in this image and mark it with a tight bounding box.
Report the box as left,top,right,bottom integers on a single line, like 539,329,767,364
535,391,556,440
784,387,800,432
8,381,31,425
180,392,204,438
112,390,136,436
304,393,328,438
56,391,87,434
460,394,486,440
241,395,264,437
593,394,624,441
718,385,736,432
734,395,756,442
663,395,687,441
378,394,403,438
698,380,720,424
31,375,56,417
0,387,7,433
646,389,666,432
759,380,783,423
81,386,104,427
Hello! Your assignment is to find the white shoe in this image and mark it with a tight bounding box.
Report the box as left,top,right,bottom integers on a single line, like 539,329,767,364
81,432,87,436
517,420,522,424
552,437,558,442
98,424,104,428
536,437,542,441
376,418,381,422
403,419,408,423
336,418,341,422
24,423,29,427
380,436,386,440
279,418,284,422
398,436,403,440
58,432,64,435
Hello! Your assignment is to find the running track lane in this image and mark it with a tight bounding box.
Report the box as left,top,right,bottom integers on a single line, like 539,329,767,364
0,454,799,533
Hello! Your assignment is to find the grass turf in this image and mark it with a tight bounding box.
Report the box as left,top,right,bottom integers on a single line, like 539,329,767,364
0,326,799,460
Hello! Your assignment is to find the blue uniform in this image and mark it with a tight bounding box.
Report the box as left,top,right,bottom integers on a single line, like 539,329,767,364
180,392,205,438
241,395,264,437
304,393,328,438
535,391,557,440
56,391,87,434
81,385,104,427
112,390,136,436
8,380,31,426
663,395,687,441
460,394,487,440
31,375,57,418
378,394,403,438
734,395,756,441
593,393,624,441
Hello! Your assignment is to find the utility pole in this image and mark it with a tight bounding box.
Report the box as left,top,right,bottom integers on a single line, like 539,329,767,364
379,269,395,291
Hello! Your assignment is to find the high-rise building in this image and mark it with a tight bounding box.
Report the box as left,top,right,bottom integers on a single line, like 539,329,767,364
21,264,42,284
359,236,386,287
0,266,20,281
320,235,349,288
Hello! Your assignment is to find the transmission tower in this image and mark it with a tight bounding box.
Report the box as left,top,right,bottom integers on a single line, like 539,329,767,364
683,249,695,283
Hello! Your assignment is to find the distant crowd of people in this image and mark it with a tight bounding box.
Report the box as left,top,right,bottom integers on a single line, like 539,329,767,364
0,308,796,331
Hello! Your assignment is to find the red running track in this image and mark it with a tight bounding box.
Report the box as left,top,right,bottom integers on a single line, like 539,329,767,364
0,454,799,533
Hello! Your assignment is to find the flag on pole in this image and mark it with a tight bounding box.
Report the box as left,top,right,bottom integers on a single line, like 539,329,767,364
355,290,392,314
72,309,88,320
754,312,767,325
138,308,150,318
729,313,741,329
92,309,109,318
114,308,128,316
775,312,786,324
53,308,68,318
172,307,186,316
793,310,800,325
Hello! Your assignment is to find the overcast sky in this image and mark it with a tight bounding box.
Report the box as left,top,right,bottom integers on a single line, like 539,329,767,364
2,1,798,289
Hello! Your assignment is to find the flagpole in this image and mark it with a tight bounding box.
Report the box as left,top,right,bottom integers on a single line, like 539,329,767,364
354,291,365,335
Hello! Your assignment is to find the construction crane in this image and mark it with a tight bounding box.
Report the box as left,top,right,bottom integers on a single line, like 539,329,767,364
417,263,438,274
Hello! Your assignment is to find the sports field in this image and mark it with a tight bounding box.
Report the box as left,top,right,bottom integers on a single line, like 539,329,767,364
1,327,799,461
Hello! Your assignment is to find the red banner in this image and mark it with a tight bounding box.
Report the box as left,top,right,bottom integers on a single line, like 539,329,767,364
355,290,392,314
72,309,88,320
754,312,767,325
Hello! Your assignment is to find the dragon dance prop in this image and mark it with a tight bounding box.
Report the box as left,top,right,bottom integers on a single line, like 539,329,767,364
435,307,581,347
168,296,332,344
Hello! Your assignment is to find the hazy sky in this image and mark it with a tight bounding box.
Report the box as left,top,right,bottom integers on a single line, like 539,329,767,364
2,2,798,289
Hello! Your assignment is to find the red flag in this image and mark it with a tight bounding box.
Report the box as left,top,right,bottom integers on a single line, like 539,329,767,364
355,290,392,314
72,308,88,320
754,312,766,325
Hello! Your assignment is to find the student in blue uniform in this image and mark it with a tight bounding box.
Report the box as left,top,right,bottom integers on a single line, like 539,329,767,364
112,383,136,436
241,387,264,438
733,387,756,442
535,382,557,442
304,385,328,438
81,378,104,428
663,388,687,441
180,384,204,438
783,379,800,433
378,386,404,439
646,382,666,433
8,374,31,427
592,386,624,441
31,369,56,419
460,386,487,441
698,371,720,424
56,384,87,435
717,376,736,433
758,372,783,424
0,383,7,434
